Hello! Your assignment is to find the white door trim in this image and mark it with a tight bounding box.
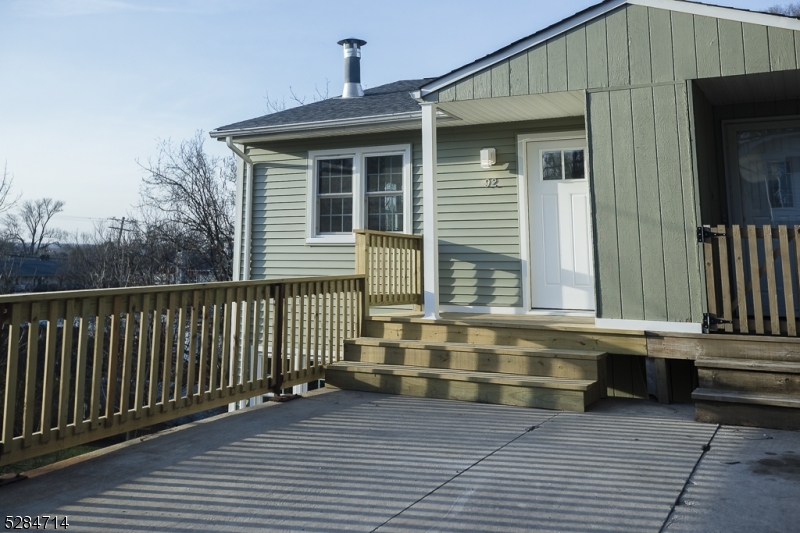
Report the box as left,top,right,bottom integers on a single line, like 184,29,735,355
517,130,593,314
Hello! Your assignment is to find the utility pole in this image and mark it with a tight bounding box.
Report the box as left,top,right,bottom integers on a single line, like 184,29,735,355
109,217,136,244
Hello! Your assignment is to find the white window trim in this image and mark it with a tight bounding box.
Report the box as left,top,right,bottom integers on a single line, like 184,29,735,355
306,144,412,244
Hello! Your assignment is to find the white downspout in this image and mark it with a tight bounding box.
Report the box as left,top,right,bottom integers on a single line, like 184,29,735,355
226,136,254,281
225,137,257,411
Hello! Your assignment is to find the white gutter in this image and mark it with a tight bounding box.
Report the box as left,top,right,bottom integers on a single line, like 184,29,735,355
226,136,254,282
211,111,424,139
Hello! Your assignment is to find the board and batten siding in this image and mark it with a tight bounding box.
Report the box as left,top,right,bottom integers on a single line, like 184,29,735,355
431,5,800,103
428,3,800,323
588,84,703,324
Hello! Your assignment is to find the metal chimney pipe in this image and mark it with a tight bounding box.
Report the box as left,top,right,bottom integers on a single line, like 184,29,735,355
337,38,366,98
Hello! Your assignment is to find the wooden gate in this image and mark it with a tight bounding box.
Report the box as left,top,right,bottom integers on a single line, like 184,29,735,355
701,224,800,336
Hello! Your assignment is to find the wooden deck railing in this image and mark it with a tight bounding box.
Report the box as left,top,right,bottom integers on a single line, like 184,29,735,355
355,230,422,307
702,224,800,336
0,275,365,467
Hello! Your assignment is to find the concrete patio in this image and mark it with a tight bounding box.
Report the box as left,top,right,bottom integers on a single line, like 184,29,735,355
2,388,798,532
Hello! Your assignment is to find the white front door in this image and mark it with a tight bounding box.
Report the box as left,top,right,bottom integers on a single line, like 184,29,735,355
527,139,595,311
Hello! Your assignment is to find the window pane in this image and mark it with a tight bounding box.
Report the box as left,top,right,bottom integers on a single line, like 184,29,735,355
367,195,404,232
318,157,353,194
767,160,794,208
366,155,403,192
542,151,562,180
564,149,585,180
735,127,800,224
318,197,353,234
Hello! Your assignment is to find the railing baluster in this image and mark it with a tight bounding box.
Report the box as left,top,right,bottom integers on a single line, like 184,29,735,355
148,293,164,411
763,225,780,335
134,294,151,418
715,225,733,332
22,302,40,446
222,288,235,395
187,290,200,403
119,295,138,422
61,299,77,432
2,303,22,448
305,283,312,378
89,298,107,427
730,226,748,334
779,226,796,337
161,292,175,408
747,225,764,334
40,300,60,443
209,289,222,397
243,285,255,390
72,299,91,432
197,290,210,402
796,226,800,335
174,292,188,406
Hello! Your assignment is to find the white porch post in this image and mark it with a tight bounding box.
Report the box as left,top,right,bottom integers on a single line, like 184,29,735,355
421,102,440,320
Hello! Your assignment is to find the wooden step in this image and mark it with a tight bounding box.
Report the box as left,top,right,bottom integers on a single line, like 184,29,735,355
325,361,603,412
363,316,646,355
344,338,606,380
693,388,800,431
696,358,800,395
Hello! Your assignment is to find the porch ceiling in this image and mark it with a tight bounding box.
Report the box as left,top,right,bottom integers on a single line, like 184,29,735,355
696,69,800,106
437,90,586,127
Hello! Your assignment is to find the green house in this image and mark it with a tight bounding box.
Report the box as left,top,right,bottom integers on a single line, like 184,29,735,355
210,0,800,424
212,0,800,329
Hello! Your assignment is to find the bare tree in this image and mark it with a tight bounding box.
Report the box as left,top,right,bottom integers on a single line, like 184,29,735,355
768,3,800,16
7,198,66,255
0,162,20,215
138,131,235,281
265,78,331,114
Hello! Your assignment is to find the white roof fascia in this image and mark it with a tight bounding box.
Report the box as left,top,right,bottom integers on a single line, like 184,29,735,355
630,0,800,31
418,0,628,96
420,0,800,97
209,110,423,139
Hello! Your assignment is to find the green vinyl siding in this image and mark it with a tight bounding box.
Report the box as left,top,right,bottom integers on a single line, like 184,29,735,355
588,85,702,323
427,5,800,103
244,132,422,280
436,118,583,308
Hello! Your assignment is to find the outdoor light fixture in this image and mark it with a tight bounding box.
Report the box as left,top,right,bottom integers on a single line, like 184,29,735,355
480,148,496,169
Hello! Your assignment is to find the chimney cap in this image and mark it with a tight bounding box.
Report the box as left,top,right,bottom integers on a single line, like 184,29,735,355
337,38,367,47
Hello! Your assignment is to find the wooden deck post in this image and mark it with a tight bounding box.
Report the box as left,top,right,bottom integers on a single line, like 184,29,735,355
421,102,440,320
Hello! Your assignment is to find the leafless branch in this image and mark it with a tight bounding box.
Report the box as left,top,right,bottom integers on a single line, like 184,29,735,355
264,91,287,114
288,86,306,106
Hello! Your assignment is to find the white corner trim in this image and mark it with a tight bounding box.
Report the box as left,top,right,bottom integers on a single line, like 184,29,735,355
421,103,440,320
305,144,412,244
595,318,703,334
630,0,800,31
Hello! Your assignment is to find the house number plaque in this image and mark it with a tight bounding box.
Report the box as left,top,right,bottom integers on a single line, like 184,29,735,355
484,178,498,188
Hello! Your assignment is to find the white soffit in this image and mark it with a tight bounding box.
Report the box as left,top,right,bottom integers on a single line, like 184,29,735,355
437,91,586,126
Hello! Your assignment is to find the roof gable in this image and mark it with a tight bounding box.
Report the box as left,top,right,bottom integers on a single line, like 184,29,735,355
420,0,800,101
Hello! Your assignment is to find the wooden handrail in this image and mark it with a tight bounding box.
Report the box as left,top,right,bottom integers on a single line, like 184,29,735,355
0,274,365,466
355,231,423,308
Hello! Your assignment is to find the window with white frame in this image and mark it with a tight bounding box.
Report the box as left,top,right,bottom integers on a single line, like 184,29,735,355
307,145,411,244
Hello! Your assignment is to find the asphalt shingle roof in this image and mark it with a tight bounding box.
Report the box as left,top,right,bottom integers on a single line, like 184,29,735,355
214,79,433,134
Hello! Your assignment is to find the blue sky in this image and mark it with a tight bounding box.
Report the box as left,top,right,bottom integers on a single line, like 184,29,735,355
0,0,781,234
